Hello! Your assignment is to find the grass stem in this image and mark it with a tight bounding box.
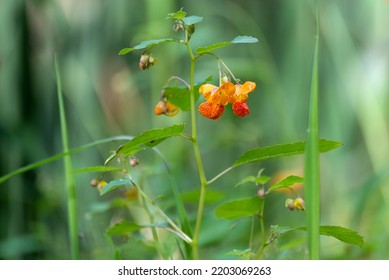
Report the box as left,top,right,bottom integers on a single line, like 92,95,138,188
55,55,79,259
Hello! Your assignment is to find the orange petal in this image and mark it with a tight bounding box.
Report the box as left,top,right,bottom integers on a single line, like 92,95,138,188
165,102,179,117
198,102,224,119
231,81,256,103
208,82,235,106
241,81,256,94
154,100,167,116
199,84,218,100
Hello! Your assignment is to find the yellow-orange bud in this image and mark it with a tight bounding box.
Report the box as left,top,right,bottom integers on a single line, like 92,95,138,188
294,197,305,211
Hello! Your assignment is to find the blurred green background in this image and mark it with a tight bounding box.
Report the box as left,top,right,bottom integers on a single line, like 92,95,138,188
1,0,389,259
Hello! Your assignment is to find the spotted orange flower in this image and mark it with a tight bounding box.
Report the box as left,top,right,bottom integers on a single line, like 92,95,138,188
198,80,256,119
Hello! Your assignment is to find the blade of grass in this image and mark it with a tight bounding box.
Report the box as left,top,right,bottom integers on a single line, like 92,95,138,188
0,136,133,185
152,148,193,259
304,6,320,260
55,55,79,259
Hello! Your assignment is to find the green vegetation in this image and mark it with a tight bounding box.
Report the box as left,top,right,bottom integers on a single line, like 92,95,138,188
1,1,388,260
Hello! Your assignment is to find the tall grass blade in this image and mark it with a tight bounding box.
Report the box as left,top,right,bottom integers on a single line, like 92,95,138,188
0,136,133,185
304,7,320,260
55,55,79,259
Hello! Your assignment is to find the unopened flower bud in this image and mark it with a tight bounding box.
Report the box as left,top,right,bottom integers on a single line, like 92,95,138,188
139,54,157,70
221,75,229,84
173,20,184,32
97,180,107,192
285,198,295,211
129,156,139,167
257,188,266,198
294,197,305,211
90,178,99,187
187,24,195,35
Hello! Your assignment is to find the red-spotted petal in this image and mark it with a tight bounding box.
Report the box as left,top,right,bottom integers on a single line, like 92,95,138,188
198,102,225,119
232,102,250,117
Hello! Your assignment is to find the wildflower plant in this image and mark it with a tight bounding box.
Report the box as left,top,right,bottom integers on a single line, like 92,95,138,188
0,8,364,260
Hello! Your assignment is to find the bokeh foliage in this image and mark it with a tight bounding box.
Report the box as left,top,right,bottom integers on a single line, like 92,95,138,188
1,0,389,259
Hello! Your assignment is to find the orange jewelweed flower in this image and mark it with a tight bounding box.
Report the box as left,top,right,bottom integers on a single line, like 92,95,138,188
198,80,256,119
154,100,179,117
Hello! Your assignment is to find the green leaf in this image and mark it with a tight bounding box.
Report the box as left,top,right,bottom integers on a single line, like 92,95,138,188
215,197,263,220
196,42,233,54
181,189,225,204
167,9,187,20
182,15,203,25
265,225,364,247
234,175,270,188
118,124,185,156
226,249,254,260
266,225,295,245
231,35,259,44
118,38,178,55
118,48,132,55
298,226,364,247
233,139,343,167
297,226,364,247
107,221,143,235
100,178,132,196
164,76,212,111
257,176,271,185
74,166,123,173
196,35,259,54
268,175,304,192
235,176,257,187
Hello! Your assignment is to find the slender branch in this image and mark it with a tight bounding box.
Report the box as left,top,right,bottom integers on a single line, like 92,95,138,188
133,179,192,244
207,166,235,185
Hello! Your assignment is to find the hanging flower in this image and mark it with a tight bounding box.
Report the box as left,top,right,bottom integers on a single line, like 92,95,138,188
154,100,179,117
198,80,256,119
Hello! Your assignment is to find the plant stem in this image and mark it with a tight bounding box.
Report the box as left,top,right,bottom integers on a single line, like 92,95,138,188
134,180,192,244
304,5,320,260
55,55,79,259
254,198,266,259
185,43,207,259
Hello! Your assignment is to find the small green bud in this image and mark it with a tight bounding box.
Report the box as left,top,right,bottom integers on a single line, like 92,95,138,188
285,198,295,211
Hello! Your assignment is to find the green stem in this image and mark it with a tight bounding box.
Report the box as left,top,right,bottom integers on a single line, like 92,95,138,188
304,5,320,260
55,55,79,259
136,183,163,258
185,43,207,259
134,179,192,244
254,198,266,259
